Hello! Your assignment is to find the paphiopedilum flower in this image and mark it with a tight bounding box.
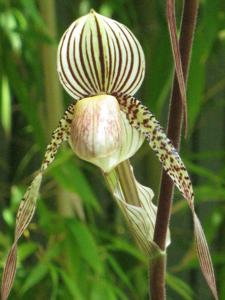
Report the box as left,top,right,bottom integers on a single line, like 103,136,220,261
1,10,218,300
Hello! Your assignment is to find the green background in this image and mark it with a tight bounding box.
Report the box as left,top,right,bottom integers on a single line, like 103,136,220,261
0,0,224,299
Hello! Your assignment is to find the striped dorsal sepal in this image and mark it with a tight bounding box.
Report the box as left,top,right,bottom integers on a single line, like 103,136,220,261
57,10,145,100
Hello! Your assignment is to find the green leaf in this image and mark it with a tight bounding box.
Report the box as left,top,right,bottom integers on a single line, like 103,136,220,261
107,255,132,289
166,273,195,300
50,155,100,211
188,0,220,132
7,65,45,147
185,160,224,184
0,75,11,137
49,265,59,300
21,264,48,294
107,237,146,263
90,280,117,300
66,220,103,274
18,242,37,262
60,270,84,300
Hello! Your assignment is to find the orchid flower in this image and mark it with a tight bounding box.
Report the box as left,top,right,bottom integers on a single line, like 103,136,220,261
1,10,218,300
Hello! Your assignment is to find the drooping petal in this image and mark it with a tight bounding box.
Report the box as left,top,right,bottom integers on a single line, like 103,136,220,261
57,10,145,99
105,161,170,258
1,102,76,300
193,212,218,300
117,94,193,200
69,95,144,172
117,94,218,300
1,174,42,300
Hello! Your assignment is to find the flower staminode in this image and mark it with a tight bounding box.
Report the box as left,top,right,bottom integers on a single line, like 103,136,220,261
1,9,218,300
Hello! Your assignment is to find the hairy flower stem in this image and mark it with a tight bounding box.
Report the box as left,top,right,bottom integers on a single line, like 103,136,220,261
115,160,141,206
150,1,199,299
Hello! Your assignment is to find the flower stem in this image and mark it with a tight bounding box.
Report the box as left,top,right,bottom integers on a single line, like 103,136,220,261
149,1,199,299
115,160,141,206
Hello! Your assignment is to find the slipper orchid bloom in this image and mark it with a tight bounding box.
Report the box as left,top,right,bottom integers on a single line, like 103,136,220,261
1,10,218,300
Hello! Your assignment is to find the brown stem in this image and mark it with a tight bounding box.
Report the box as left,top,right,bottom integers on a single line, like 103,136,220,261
149,1,199,299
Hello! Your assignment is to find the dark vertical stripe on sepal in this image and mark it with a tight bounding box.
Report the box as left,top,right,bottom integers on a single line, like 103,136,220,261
57,11,145,99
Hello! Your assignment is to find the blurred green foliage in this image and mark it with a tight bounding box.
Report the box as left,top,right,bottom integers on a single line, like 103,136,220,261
0,0,225,299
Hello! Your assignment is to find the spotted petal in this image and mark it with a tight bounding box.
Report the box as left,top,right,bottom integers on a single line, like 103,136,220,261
118,94,218,300
1,102,76,300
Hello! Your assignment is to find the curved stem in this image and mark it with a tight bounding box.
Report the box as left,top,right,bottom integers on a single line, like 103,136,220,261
149,1,199,299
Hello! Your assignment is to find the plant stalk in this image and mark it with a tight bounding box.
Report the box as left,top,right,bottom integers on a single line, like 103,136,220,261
149,1,199,299
39,0,75,217
115,160,141,206
38,0,63,133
